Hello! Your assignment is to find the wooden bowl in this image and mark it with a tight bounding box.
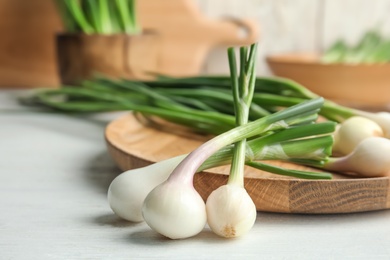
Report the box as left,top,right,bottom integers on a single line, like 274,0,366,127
266,53,390,109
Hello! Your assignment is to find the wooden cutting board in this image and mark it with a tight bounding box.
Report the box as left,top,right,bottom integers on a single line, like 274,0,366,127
105,114,390,214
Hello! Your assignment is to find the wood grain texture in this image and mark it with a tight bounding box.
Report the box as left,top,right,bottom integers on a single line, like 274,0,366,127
266,53,390,107
56,33,160,84
105,113,390,214
0,0,62,88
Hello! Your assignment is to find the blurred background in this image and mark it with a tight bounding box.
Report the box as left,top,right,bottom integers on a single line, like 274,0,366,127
0,0,390,88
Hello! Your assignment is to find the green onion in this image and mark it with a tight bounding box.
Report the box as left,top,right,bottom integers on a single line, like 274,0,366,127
322,30,390,64
205,44,258,238
140,43,333,240
26,71,389,141
54,0,140,34
63,0,94,33
323,137,390,177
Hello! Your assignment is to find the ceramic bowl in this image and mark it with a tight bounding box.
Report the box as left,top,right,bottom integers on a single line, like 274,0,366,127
266,53,390,109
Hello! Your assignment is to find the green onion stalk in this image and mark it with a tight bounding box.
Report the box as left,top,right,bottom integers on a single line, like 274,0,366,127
24,72,389,136
54,0,140,34
20,78,342,178
205,44,257,238
162,97,327,185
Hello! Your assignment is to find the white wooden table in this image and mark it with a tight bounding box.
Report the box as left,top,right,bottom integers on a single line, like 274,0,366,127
1,90,390,259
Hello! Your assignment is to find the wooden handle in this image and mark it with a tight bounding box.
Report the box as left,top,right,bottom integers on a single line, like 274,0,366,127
206,17,259,46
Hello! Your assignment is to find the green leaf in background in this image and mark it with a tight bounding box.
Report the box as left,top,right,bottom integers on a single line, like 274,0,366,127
344,30,382,63
322,30,390,64
366,41,390,63
321,40,349,63
54,0,140,34
63,0,94,33
83,0,102,33
54,0,78,32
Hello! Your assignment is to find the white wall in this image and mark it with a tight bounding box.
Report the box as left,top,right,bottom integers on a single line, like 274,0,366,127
196,0,390,75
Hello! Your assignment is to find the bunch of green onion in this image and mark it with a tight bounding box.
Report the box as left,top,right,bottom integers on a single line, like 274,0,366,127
108,43,334,239
322,30,390,63
23,79,338,179
54,0,140,34
21,48,390,179
22,42,390,238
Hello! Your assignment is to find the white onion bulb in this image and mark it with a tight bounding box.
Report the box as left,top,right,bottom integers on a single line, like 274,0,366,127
142,180,207,239
333,116,383,155
357,111,390,138
107,155,185,222
206,184,256,238
344,137,390,177
326,137,390,177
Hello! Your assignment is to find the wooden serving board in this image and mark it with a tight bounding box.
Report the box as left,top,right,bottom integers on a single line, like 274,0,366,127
105,114,390,214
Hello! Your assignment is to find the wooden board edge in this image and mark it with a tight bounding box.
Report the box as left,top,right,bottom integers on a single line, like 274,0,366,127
105,114,390,214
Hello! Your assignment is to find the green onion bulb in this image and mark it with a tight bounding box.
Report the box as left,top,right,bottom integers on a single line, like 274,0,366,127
325,137,390,177
332,116,383,155
206,184,256,238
